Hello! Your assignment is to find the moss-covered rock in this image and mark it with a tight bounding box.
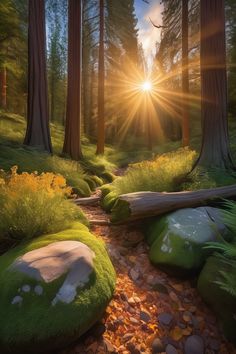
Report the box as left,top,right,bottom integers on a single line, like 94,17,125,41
148,207,227,275
198,255,236,344
0,222,116,353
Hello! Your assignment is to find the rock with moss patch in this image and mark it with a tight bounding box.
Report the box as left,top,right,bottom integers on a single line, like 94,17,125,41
148,207,227,274
0,222,116,353
198,255,236,344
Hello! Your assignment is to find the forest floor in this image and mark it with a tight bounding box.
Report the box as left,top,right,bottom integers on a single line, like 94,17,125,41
60,192,236,354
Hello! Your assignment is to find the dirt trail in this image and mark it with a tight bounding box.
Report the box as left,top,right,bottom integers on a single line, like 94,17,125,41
61,198,236,354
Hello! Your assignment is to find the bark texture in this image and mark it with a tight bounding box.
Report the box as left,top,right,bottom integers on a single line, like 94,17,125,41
111,185,236,223
24,0,52,153
0,66,7,109
182,0,190,147
96,0,105,155
63,0,82,160
197,0,234,169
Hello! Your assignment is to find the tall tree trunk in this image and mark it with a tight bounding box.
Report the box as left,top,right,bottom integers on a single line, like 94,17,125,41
196,0,234,169
0,66,7,109
50,74,55,122
63,0,82,160
24,0,52,153
182,0,190,147
96,0,105,155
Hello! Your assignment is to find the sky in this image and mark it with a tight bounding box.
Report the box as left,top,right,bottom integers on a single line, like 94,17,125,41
134,0,163,67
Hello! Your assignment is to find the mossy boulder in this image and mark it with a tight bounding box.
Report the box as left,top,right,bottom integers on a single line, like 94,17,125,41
0,222,116,353
148,207,227,275
198,255,236,344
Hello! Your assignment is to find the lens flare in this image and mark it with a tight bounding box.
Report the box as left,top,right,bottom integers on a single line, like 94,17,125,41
141,81,152,92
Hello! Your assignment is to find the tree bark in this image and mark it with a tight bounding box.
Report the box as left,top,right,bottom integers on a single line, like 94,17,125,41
0,66,7,109
182,0,190,147
96,0,105,155
111,185,236,223
63,0,82,160
196,0,234,169
24,0,52,153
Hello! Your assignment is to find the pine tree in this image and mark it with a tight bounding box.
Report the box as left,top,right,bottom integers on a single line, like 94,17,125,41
24,0,52,153
63,0,83,160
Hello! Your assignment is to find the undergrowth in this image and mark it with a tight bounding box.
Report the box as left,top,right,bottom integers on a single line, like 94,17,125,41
0,167,87,242
111,148,197,195
205,200,236,297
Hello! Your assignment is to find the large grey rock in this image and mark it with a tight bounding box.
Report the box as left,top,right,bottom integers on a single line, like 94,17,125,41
148,207,227,274
10,241,95,304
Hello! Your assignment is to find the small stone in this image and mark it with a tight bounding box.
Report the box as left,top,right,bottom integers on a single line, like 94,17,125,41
123,333,133,341
129,269,139,281
152,282,169,294
104,338,117,353
166,344,178,354
169,291,179,303
11,295,23,305
152,338,165,353
120,292,129,302
147,275,154,284
22,284,31,293
126,342,141,354
158,313,173,326
128,297,136,305
184,335,204,354
34,285,43,295
140,311,151,323
130,317,139,324
208,338,220,351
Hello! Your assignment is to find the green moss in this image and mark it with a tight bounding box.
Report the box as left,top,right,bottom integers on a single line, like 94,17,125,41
110,199,131,223
0,222,116,353
198,255,236,344
144,217,167,246
101,191,118,212
100,184,115,198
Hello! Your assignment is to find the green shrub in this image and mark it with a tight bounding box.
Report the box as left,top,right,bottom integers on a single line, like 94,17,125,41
111,148,197,195
0,168,88,242
204,200,236,297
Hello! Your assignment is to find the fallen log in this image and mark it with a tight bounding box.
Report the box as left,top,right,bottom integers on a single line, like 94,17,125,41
73,196,101,205
110,184,236,223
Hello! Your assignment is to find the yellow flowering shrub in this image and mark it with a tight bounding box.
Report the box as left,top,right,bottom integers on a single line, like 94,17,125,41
0,167,87,242
112,148,197,194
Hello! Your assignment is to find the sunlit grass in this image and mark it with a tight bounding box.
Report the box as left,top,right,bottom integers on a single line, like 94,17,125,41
111,148,197,195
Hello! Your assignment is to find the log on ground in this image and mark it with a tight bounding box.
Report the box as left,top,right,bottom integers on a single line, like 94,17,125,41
110,184,236,223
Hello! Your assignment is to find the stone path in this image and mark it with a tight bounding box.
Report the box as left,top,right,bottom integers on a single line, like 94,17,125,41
60,198,236,354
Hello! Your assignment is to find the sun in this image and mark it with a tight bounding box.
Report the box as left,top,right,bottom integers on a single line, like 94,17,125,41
141,81,152,92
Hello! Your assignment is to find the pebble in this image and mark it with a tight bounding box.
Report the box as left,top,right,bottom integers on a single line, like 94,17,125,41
129,269,139,281
140,310,151,323
126,342,141,354
208,338,220,351
152,338,165,353
130,317,139,324
152,282,169,294
103,338,117,353
158,312,173,326
123,333,133,341
165,344,178,354
184,335,204,354
120,292,129,302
